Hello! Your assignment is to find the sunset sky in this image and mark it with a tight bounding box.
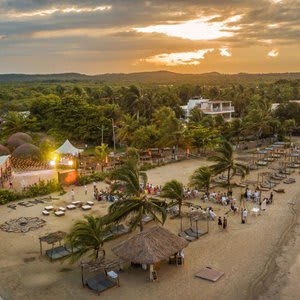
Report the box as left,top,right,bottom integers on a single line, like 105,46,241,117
0,0,299,74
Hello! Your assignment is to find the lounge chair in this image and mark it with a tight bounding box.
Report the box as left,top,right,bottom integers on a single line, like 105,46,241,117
86,272,117,294
179,231,196,242
142,215,154,224
44,206,54,211
42,210,50,216
274,188,285,193
283,178,296,184
82,205,92,211
46,246,70,261
195,267,224,282
55,211,65,217
184,228,203,238
87,201,94,206
111,224,130,236
67,204,76,210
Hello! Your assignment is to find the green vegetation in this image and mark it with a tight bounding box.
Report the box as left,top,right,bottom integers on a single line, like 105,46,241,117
77,172,109,186
0,179,63,205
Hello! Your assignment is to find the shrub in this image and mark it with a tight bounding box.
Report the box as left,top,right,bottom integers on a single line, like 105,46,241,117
0,189,18,205
0,179,63,205
77,172,109,186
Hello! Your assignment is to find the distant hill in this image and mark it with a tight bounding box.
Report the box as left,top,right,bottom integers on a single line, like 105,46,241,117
0,71,300,85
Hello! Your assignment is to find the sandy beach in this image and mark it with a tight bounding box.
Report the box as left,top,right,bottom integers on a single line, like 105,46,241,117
0,158,299,300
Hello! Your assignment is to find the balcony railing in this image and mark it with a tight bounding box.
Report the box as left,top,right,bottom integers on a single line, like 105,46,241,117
201,106,235,113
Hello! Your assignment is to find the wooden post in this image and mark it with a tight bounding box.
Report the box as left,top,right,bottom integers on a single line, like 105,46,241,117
81,265,85,287
39,239,43,255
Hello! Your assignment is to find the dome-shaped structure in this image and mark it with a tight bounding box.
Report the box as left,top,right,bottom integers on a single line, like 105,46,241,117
12,143,41,160
7,132,33,151
0,144,10,156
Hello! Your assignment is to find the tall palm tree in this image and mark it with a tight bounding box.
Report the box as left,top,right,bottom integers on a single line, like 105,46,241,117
162,180,184,217
190,166,213,194
95,144,109,172
208,141,248,190
109,159,167,231
66,215,112,263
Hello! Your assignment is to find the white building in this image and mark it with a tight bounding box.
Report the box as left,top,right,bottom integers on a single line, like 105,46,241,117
181,96,234,121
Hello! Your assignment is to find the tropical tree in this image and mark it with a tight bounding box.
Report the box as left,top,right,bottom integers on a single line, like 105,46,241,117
108,160,167,231
162,180,184,217
66,215,112,263
95,144,110,171
1,111,38,136
190,166,213,194
208,141,248,190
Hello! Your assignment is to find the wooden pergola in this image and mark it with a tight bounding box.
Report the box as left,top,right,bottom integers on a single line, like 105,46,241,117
39,231,67,256
80,258,122,287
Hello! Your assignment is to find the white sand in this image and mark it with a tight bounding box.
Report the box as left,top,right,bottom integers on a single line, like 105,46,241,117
0,158,299,300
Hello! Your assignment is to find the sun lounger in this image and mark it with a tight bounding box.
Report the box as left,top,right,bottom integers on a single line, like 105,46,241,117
55,211,65,217
44,206,54,211
66,204,76,210
87,201,94,206
274,188,285,193
195,267,225,282
86,272,117,294
184,228,203,238
46,246,70,261
179,231,196,242
72,201,82,205
111,224,130,236
82,205,92,211
42,210,50,216
283,178,296,184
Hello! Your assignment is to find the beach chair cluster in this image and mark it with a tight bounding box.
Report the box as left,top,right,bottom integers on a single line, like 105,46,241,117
42,201,95,216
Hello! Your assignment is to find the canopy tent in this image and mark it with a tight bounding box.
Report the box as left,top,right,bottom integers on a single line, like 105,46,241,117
54,139,83,156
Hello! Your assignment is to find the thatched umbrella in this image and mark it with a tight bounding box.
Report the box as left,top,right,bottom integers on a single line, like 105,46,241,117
112,226,188,281
12,143,41,160
0,144,10,156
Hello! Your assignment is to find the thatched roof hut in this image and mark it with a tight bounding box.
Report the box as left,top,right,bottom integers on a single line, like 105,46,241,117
0,144,10,156
112,226,188,265
12,143,41,160
7,132,32,151
8,132,32,143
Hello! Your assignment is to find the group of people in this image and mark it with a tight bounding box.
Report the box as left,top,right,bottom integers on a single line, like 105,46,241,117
202,190,236,206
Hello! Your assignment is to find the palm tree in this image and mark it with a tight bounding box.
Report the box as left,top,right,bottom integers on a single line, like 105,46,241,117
190,166,213,194
208,141,248,190
66,215,112,263
95,144,109,172
162,180,184,217
109,159,167,231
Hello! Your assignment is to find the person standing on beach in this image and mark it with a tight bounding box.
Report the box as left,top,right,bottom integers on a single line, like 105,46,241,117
218,217,222,229
84,185,88,196
270,192,273,204
223,217,227,230
242,208,248,223
71,189,75,201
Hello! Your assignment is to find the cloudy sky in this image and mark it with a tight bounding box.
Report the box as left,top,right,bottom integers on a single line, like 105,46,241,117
0,0,299,74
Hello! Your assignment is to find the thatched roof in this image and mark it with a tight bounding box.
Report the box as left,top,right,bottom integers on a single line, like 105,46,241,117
8,132,32,143
0,144,10,156
12,143,41,160
112,226,188,264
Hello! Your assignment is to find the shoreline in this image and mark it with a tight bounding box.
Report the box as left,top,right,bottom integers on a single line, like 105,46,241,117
248,190,300,300
257,192,300,300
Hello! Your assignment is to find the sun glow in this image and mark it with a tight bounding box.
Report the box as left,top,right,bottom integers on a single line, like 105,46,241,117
268,49,279,57
143,49,214,66
134,15,242,40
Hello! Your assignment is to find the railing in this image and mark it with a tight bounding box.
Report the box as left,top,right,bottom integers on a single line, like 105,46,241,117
202,106,235,113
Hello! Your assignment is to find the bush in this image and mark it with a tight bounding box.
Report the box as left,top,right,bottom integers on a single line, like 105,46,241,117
77,172,109,186
0,189,18,205
0,179,63,205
